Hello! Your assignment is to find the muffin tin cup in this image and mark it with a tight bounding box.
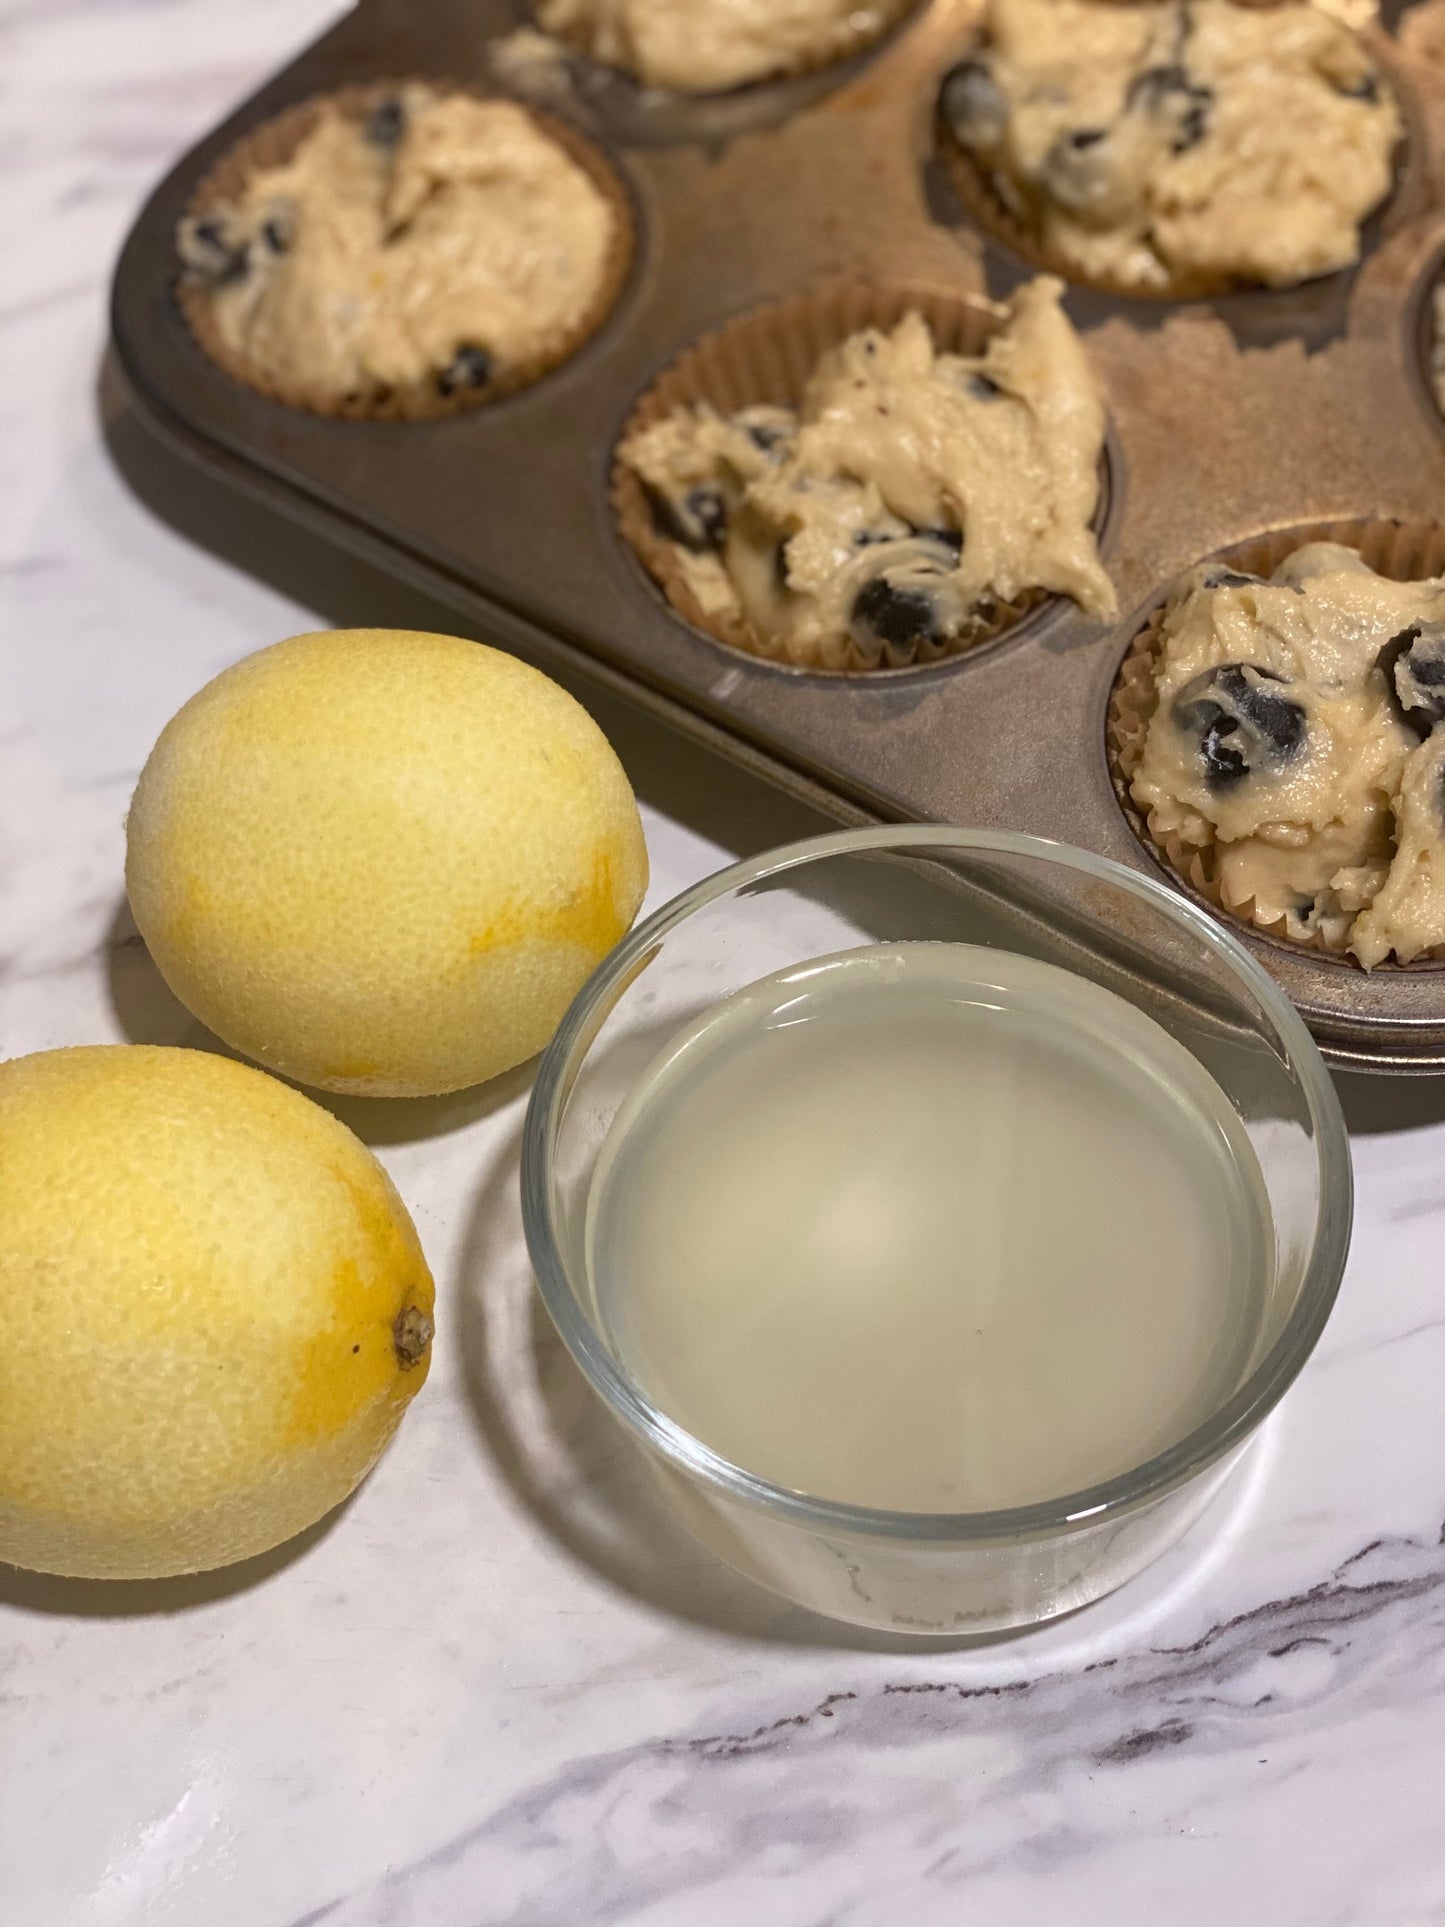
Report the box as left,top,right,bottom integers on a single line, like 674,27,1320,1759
177,81,637,422
1107,517,1445,970
530,0,919,100
936,6,1411,305
937,122,1241,305
611,283,1106,673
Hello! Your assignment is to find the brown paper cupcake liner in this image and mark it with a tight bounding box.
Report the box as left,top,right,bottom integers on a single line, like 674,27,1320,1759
1107,516,1445,969
177,81,635,422
532,0,919,97
936,7,1408,304
611,283,1108,674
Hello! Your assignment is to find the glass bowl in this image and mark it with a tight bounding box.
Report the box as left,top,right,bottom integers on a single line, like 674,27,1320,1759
521,828,1352,1635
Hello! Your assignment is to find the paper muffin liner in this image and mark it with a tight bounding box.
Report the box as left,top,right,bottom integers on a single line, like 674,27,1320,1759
532,0,918,96
612,284,1107,673
1107,516,1445,967
176,81,636,422
935,7,1406,304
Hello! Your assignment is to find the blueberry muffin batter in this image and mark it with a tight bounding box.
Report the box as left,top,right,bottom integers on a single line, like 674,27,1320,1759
1131,546,1445,965
533,0,911,93
178,87,619,410
941,0,1399,293
619,277,1115,671
1352,730,1445,968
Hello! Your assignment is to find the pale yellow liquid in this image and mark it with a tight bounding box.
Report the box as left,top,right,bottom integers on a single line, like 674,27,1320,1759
587,943,1274,1513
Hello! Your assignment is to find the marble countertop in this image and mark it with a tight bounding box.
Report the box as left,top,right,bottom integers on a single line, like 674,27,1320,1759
4,2,1445,1920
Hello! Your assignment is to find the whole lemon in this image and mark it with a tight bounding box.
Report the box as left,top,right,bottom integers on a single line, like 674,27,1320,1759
125,629,649,1097
0,1046,435,1580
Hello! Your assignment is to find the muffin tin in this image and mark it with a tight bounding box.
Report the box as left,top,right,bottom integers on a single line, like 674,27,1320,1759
174,82,637,419
609,282,1115,670
110,0,1445,1070
935,0,1414,304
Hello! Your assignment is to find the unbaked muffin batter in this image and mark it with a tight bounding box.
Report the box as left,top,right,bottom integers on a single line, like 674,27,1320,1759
533,0,910,93
1131,546,1445,965
178,87,617,406
1351,730,1445,968
942,0,1399,292
620,276,1115,670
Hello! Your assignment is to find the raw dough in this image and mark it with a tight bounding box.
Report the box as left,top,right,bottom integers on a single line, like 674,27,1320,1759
942,0,1400,292
1131,545,1445,964
620,277,1115,668
178,86,616,405
533,0,910,93
1351,731,1445,967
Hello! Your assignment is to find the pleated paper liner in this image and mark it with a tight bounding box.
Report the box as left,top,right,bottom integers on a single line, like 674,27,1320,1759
531,0,917,96
935,4,1409,304
176,81,636,422
611,283,1110,673
1107,516,1445,969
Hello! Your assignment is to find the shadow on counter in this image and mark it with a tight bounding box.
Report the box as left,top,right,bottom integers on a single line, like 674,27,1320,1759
0,1501,355,1619
1331,1070,1445,1136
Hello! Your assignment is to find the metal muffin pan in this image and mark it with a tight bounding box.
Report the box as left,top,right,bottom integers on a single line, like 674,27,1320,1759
110,0,1445,1070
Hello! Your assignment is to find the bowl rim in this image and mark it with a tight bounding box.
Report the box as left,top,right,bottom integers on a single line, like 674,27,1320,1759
521,825,1353,1543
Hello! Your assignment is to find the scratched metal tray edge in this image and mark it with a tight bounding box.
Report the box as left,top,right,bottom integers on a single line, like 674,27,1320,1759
106,0,1445,1073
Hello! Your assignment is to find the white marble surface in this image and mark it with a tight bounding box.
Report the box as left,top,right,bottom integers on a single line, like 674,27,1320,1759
4,3,1445,1921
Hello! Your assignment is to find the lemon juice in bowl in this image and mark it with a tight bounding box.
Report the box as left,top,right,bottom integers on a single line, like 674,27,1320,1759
525,827,1351,1632
586,941,1273,1514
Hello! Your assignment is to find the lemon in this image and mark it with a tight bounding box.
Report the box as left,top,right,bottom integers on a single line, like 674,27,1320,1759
0,1045,435,1580
125,628,649,1098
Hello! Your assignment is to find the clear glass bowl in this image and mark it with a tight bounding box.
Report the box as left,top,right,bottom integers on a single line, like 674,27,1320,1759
521,829,1352,1635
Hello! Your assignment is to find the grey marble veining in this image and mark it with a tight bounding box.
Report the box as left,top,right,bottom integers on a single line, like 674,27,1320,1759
293,1529,1445,1925
3,3,1445,1923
